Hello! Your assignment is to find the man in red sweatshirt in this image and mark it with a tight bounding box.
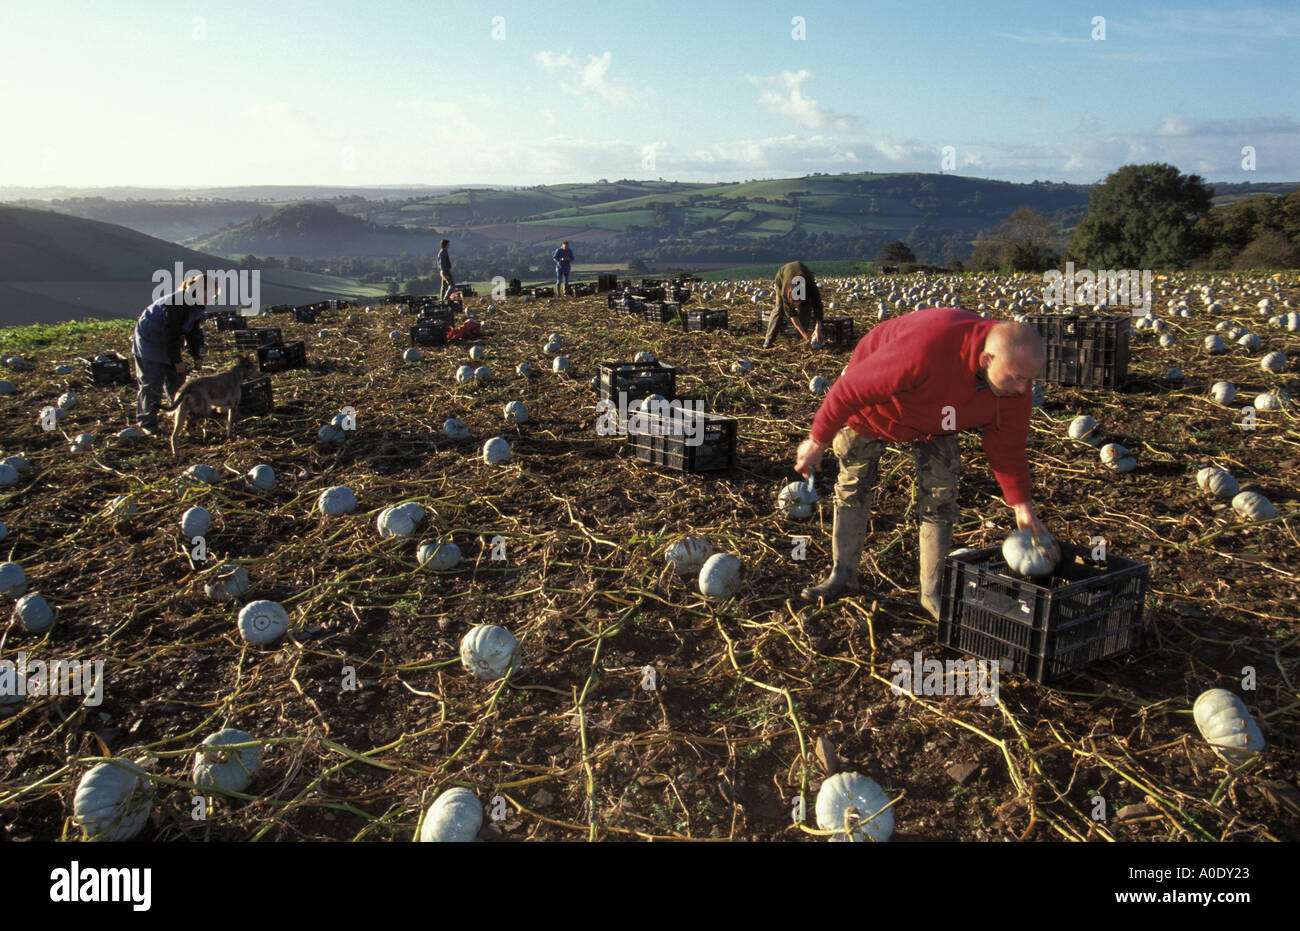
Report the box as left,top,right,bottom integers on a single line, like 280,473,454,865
793,307,1048,618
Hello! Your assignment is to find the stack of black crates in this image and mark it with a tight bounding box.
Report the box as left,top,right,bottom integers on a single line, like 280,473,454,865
1025,313,1130,388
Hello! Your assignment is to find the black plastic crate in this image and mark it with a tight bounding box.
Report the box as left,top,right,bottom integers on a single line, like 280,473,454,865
569,283,595,297
671,286,692,304
453,283,476,296
235,328,283,350
410,321,449,346
634,286,666,302
238,376,273,416
629,411,737,473
90,355,133,386
528,287,555,298
294,305,317,323
267,304,293,315
684,308,728,331
596,273,619,292
938,542,1149,684
824,317,855,346
1026,314,1130,388
597,361,677,404
419,306,456,327
257,340,306,373
643,302,680,325
211,311,248,332
506,278,523,296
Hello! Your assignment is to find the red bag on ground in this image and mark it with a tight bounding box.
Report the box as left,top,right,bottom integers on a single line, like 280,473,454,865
446,320,482,341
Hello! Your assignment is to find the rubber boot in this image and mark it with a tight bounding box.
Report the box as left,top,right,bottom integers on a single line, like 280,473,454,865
919,521,953,620
801,504,869,602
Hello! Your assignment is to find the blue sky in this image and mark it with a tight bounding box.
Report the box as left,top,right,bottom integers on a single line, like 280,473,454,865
3,0,1297,187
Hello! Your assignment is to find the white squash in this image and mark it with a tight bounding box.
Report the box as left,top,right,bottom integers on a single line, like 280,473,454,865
810,337,824,350
0,455,29,475
37,406,66,428
180,506,211,539
1231,491,1277,522
460,624,521,681
247,464,275,491
1196,467,1239,498
403,347,421,363
473,365,492,383
184,464,220,484
1067,415,1099,443
205,565,250,602
237,600,289,646
1254,391,1282,412
317,486,357,516
1098,443,1128,467
0,562,28,598
483,436,511,465
455,364,475,383
468,345,484,361
418,787,483,842
388,330,403,341
377,505,421,538
13,593,56,633
1001,530,1061,577
814,772,894,843
634,350,655,364
516,362,534,376
1192,689,1266,765
547,332,563,344
443,418,470,440
57,392,77,411
698,553,742,600
1031,384,1044,408
1210,381,1235,405
503,401,529,424
730,360,753,374
192,728,261,795
418,539,461,571
1158,333,1176,349
809,376,831,395
778,479,819,519
665,537,713,575
318,426,348,447
1260,351,1286,373
0,464,16,487
1237,332,1261,351
1204,334,1226,354
552,355,571,373
543,339,562,355
73,759,153,842
1164,367,1183,381
0,380,15,395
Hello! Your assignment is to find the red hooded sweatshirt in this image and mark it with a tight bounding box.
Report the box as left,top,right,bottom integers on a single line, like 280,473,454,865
809,307,1033,506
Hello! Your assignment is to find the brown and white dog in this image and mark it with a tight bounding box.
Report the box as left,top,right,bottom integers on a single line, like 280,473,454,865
162,355,257,454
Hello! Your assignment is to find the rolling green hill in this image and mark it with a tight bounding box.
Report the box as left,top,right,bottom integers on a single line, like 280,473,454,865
0,205,385,327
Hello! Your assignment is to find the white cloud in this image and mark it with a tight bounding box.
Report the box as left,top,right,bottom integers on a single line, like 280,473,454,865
745,71,859,132
535,50,640,104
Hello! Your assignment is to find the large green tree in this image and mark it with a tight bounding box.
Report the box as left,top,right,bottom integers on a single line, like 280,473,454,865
1067,163,1212,268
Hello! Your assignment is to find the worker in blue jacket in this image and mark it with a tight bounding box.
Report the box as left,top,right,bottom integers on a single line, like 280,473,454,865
130,274,218,434
553,241,574,294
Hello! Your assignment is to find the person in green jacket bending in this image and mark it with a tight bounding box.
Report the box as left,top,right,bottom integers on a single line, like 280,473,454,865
763,261,824,349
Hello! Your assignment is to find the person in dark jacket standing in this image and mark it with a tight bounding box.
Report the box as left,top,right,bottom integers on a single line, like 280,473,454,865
764,261,824,349
553,241,575,294
131,274,218,434
437,239,454,300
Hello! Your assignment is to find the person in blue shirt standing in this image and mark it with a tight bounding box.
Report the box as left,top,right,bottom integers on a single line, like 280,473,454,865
437,239,454,300
553,241,574,295
131,273,218,434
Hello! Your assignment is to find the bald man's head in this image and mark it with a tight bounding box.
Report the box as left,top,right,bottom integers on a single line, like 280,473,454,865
979,322,1045,397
